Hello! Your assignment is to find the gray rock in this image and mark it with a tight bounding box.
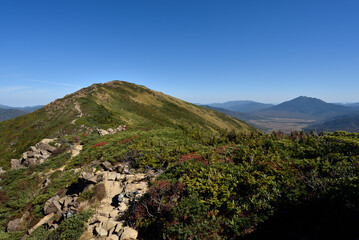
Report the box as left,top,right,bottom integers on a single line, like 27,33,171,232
36,142,57,153
11,159,24,170
117,193,124,203
44,195,62,215
7,218,21,232
98,129,109,136
101,161,113,171
79,171,98,184
120,227,138,240
0,167,5,175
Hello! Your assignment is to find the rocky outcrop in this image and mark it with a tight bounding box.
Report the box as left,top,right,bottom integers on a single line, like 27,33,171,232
11,139,58,170
78,164,156,240
97,125,128,136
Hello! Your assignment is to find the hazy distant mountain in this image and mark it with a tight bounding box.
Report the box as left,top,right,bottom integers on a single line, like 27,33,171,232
202,105,270,131
0,104,43,112
207,100,274,113
0,104,44,122
0,108,28,122
342,103,359,111
255,96,354,120
305,112,359,132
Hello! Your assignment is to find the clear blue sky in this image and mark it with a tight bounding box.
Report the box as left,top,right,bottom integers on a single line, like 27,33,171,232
1,0,358,106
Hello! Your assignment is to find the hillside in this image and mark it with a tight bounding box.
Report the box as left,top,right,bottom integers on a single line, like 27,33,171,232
255,96,353,120
0,108,28,122
305,112,359,132
0,80,255,167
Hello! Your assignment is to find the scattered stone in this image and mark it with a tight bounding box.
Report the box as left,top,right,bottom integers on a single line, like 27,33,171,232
7,218,21,232
97,129,109,136
11,159,23,170
94,225,108,237
44,195,62,215
36,142,57,153
120,227,138,240
108,234,119,240
102,161,113,171
97,125,127,136
79,171,98,184
11,139,58,170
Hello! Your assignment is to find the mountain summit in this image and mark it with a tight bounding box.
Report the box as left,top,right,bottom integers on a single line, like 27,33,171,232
0,80,255,166
255,96,353,120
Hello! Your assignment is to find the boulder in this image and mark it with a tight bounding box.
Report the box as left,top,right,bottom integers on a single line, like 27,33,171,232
98,129,109,136
7,218,21,232
108,234,119,240
44,195,62,215
94,225,108,237
36,142,57,153
0,167,6,175
11,159,24,170
101,161,113,171
79,171,98,184
120,227,138,240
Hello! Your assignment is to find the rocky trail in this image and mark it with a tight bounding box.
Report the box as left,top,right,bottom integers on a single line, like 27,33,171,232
4,134,156,240
71,101,84,124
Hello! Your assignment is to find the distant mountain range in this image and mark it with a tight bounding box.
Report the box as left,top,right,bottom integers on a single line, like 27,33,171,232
0,104,43,112
207,100,274,113
203,96,359,132
0,105,43,122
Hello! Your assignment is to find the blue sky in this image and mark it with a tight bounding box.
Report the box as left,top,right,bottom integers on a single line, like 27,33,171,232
0,0,358,106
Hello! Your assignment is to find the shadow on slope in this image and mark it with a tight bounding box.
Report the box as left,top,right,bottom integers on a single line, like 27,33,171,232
242,196,359,240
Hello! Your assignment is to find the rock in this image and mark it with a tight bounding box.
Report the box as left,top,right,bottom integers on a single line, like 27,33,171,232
102,219,117,231
0,167,5,175
72,144,83,157
120,227,138,240
36,142,57,153
107,128,114,134
79,171,98,184
117,193,124,203
113,222,124,235
11,159,24,170
98,129,109,136
118,202,128,212
107,172,118,181
44,195,62,215
102,161,113,171
108,234,119,240
109,210,118,218
7,218,21,232
59,196,73,207
29,146,38,152
95,225,108,237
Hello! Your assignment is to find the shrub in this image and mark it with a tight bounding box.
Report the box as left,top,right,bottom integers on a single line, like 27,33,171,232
94,183,106,201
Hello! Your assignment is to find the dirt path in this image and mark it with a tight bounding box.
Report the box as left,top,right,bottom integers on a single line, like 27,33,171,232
71,101,83,124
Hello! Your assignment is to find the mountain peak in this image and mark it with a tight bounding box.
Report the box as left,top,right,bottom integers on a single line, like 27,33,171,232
257,96,353,120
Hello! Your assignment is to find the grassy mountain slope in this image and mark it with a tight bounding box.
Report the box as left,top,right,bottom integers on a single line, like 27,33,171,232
255,96,353,120
0,80,255,167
